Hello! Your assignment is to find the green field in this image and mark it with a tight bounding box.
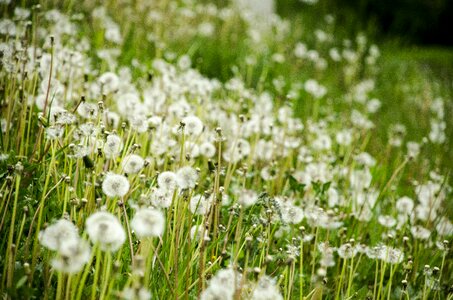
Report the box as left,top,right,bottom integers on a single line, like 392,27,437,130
0,1,452,299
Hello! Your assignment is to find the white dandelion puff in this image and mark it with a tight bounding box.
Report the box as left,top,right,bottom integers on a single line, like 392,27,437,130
131,208,165,238
182,115,203,136
176,166,198,189
85,211,126,251
122,154,145,174
102,173,130,197
157,171,178,192
104,134,123,158
39,219,79,251
189,194,213,215
51,238,91,274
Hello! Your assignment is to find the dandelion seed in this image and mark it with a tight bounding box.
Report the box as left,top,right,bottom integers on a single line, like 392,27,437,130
378,215,396,228
410,225,431,240
396,196,414,215
104,134,123,158
102,173,130,197
436,217,453,236
251,275,283,300
237,189,258,208
176,166,198,189
199,142,216,158
190,225,210,242
51,238,91,273
379,246,404,264
149,187,173,208
98,72,119,94
121,286,152,300
181,115,203,136
277,198,304,224
157,171,178,192
39,219,79,251
85,211,126,251
190,194,213,215
131,208,165,238
200,286,232,300
203,268,241,300
122,154,145,174
223,139,251,163
337,243,358,259
77,101,98,119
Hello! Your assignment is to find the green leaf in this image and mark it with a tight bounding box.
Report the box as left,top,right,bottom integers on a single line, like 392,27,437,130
16,276,28,289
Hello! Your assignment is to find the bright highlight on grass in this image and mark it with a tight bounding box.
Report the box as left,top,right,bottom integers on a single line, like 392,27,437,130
0,0,451,299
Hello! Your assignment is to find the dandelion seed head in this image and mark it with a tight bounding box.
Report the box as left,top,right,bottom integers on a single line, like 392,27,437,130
157,171,178,192
131,208,165,238
410,225,431,240
85,211,126,251
102,173,130,197
122,154,145,174
337,243,358,259
199,142,216,158
121,287,152,300
396,196,414,215
237,189,258,208
190,194,213,215
176,166,198,189
190,225,210,242
378,215,396,228
251,275,283,300
104,134,123,158
181,115,203,136
51,238,90,273
39,219,79,251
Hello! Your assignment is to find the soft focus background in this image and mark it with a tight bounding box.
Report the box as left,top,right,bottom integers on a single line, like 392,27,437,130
279,0,453,46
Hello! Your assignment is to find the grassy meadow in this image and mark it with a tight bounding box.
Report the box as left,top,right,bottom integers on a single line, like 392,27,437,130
0,0,452,299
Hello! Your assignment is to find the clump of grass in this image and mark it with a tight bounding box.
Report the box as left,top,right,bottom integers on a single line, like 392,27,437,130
0,1,451,299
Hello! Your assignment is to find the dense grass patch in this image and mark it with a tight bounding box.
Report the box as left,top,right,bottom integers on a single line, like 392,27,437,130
0,1,452,299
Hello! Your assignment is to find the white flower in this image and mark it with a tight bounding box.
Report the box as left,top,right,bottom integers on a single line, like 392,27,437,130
85,211,126,251
199,142,216,158
131,208,165,238
51,238,91,273
122,154,145,174
304,79,327,99
337,243,358,259
354,152,376,167
104,134,123,158
77,102,98,119
190,225,210,241
149,187,173,208
98,72,119,94
200,286,232,300
396,196,414,215
411,225,431,240
201,268,240,300
176,166,198,189
102,173,130,197
406,141,420,158
223,139,251,163
121,287,152,300
378,215,396,228
237,189,258,208
39,219,79,251
436,217,453,236
379,246,404,264
157,171,178,192
251,276,283,300
190,194,213,215
182,116,203,136
277,198,304,224
350,169,372,190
